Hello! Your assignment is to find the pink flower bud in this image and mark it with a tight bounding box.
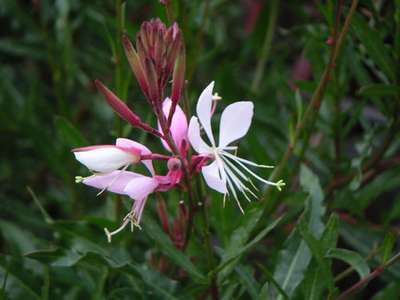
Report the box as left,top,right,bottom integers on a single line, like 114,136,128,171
326,36,335,46
167,157,181,171
123,19,184,107
95,80,142,127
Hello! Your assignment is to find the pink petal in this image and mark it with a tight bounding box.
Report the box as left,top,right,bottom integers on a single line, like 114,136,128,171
83,171,141,195
116,138,155,176
218,101,254,148
196,82,216,146
159,98,188,152
123,176,159,201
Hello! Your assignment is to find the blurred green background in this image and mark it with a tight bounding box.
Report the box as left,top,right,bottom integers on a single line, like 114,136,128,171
1,0,399,299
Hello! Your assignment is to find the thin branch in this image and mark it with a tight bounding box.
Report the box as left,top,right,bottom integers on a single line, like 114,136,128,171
250,0,278,93
261,0,359,205
325,144,400,196
336,252,400,300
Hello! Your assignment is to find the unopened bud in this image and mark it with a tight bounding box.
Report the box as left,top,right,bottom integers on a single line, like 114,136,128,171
95,80,143,127
160,0,170,5
123,19,184,105
326,36,335,46
167,157,181,171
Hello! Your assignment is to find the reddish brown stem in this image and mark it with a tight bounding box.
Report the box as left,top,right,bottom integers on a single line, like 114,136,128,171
336,252,400,300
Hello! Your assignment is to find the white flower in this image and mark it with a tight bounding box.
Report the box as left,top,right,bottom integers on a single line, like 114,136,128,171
188,82,285,211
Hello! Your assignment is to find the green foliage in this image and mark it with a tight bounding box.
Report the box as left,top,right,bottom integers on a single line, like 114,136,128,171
1,0,400,299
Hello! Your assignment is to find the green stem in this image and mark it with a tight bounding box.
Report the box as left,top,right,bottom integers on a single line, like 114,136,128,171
114,0,125,220
250,0,278,94
295,0,356,167
200,194,219,300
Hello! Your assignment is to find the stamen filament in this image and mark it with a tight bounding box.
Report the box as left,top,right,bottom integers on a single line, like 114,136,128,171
221,151,274,168
97,164,129,196
223,152,284,188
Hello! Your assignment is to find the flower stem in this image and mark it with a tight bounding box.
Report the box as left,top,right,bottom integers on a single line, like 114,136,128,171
261,0,359,209
250,0,278,94
336,252,400,300
113,0,125,220
200,195,219,300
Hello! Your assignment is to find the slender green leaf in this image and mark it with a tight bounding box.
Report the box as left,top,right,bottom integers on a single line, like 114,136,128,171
217,204,263,279
257,264,289,300
382,232,396,264
326,248,370,279
217,216,282,280
358,84,400,98
142,217,205,282
301,214,339,300
235,265,259,299
55,116,88,148
273,165,326,299
351,13,396,81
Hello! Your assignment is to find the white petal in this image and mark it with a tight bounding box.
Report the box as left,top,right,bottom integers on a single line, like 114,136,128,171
123,176,158,201
218,101,254,148
196,82,216,146
188,116,211,154
116,138,155,176
201,161,227,193
74,146,136,173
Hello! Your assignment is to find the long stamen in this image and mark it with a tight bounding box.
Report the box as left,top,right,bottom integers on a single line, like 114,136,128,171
220,146,238,151
75,174,96,183
223,152,284,189
97,164,130,196
221,154,249,182
222,157,258,201
221,151,274,168
104,218,131,243
104,207,142,242
223,193,228,207
223,171,244,214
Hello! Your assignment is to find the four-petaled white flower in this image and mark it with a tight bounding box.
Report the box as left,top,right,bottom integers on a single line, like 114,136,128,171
188,82,285,212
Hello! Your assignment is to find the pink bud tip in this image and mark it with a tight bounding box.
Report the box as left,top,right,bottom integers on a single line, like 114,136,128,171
326,37,335,46
167,157,181,171
95,80,142,128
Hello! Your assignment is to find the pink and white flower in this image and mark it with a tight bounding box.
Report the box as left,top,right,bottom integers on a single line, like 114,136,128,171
188,82,285,211
72,100,188,241
82,170,159,241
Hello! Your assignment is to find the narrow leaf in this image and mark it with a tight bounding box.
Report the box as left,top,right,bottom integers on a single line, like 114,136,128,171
54,116,88,148
351,13,396,81
358,84,400,98
142,217,205,282
326,248,370,279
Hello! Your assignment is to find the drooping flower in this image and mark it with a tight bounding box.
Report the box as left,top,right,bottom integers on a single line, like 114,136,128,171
82,170,158,241
73,138,151,174
72,98,188,240
188,82,285,211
